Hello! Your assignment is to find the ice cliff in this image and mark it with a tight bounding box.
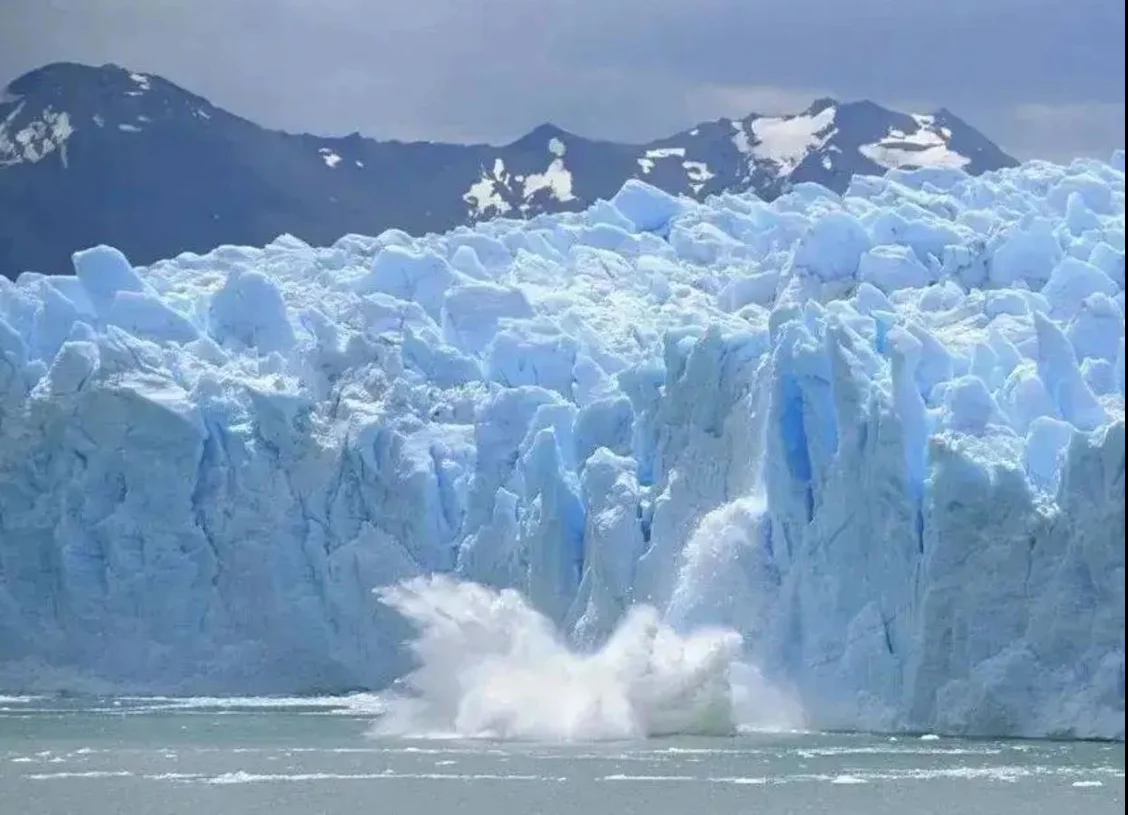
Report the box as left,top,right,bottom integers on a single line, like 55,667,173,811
0,154,1124,740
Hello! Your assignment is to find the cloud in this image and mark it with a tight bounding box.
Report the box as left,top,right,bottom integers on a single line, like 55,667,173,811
0,0,1123,158
997,102,1126,162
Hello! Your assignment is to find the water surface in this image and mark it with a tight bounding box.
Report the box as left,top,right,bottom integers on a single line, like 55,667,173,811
0,696,1122,815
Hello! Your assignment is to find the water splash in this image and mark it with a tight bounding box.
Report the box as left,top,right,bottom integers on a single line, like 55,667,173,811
372,575,799,741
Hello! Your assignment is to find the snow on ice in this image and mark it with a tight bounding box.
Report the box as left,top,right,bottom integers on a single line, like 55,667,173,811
0,154,1124,741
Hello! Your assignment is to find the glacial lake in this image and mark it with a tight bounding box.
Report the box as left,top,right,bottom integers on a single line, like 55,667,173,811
0,695,1122,815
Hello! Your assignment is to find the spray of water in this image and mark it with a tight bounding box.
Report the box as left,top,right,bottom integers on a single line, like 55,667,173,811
372,575,800,741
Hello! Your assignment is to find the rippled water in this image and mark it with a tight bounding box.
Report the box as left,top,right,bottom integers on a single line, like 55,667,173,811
0,696,1122,815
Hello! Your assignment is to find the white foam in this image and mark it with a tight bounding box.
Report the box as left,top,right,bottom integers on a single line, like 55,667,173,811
204,770,556,784
831,774,869,784
27,771,134,780
370,575,788,741
117,693,382,711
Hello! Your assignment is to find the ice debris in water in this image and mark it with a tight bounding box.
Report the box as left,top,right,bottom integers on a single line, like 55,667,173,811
371,575,759,741
0,157,1123,741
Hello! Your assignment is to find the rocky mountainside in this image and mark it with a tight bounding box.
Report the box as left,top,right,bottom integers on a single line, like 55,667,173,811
0,62,1017,278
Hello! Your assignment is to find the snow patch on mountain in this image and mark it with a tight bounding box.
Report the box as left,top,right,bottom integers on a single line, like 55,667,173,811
683,161,714,194
638,147,688,174
464,158,515,217
0,102,74,168
746,105,838,174
520,138,576,209
463,139,576,218
861,114,971,170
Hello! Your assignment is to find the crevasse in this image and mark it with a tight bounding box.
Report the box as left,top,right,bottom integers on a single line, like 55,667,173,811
0,154,1123,739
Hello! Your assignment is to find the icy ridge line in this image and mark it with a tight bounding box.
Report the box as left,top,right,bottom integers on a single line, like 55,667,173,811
0,153,1124,740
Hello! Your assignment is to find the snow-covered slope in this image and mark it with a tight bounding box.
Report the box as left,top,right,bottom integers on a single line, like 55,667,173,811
0,154,1124,740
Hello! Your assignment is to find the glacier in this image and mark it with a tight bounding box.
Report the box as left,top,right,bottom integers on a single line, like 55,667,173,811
0,154,1124,741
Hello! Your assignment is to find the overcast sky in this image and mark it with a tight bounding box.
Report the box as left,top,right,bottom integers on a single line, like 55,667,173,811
2,0,1124,162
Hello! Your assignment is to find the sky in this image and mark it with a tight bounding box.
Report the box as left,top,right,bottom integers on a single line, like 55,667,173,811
1,0,1124,163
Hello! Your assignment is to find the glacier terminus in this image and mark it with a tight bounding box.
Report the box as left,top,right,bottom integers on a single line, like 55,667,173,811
0,152,1124,742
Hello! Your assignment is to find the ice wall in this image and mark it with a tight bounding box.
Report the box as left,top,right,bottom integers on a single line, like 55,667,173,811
0,158,1123,739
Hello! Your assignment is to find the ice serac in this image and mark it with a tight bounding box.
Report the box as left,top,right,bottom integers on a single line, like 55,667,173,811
0,153,1124,740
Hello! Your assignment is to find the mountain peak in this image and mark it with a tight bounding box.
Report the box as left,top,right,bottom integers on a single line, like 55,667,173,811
7,61,130,96
0,61,225,175
806,96,839,114
0,62,1018,278
4,61,211,116
508,122,576,150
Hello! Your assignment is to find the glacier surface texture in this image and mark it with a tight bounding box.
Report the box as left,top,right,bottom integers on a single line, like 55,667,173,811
0,154,1124,740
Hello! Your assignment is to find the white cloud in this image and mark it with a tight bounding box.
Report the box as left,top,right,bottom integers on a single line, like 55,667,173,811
998,102,1125,162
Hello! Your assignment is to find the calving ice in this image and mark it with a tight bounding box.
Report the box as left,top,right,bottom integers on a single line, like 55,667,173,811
369,575,793,741
0,153,1123,742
